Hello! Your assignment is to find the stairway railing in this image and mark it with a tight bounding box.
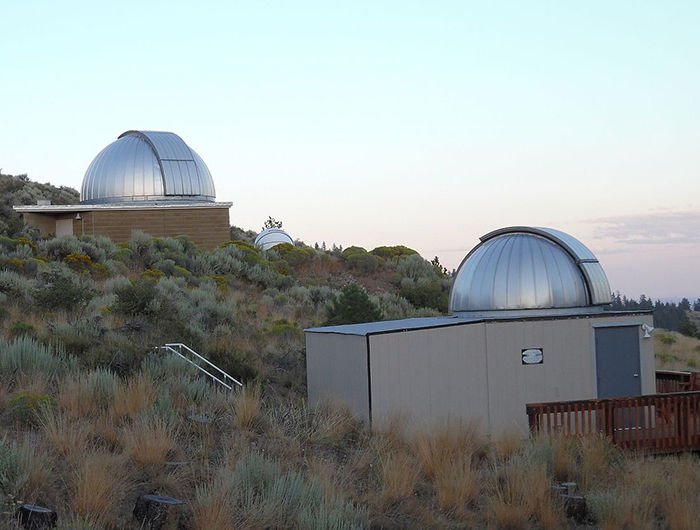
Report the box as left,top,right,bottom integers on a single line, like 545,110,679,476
158,342,243,390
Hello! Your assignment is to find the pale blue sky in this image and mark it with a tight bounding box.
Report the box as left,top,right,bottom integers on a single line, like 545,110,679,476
1,1,698,298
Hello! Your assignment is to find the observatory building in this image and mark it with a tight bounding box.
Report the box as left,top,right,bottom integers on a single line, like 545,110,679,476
305,226,655,435
14,131,231,249
254,227,294,251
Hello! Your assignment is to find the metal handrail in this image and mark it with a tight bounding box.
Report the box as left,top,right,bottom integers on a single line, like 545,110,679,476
159,342,243,390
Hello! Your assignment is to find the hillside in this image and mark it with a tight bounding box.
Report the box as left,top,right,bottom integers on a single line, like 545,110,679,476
654,330,700,371
0,228,698,528
0,172,79,237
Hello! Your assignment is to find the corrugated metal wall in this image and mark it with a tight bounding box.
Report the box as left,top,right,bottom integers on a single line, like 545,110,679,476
306,333,370,421
305,314,655,435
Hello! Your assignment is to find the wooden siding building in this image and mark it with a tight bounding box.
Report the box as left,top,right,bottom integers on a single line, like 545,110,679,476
14,202,231,250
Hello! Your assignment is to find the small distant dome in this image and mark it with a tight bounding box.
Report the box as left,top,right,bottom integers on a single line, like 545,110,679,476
80,130,215,204
449,227,612,315
255,228,294,251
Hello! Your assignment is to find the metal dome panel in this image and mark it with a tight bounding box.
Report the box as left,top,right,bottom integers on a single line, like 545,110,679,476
80,130,215,204
478,226,612,306
254,228,294,251
449,227,612,314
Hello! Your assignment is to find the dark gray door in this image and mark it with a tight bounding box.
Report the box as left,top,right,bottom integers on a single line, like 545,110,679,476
595,326,641,398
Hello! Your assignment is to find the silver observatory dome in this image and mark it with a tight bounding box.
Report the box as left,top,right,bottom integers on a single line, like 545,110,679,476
254,228,294,251
80,130,216,204
449,227,612,316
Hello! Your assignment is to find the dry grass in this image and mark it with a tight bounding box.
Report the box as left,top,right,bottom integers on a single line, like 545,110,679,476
72,450,131,527
229,384,261,430
373,413,412,450
551,437,578,482
6,436,54,504
192,470,235,530
487,457,564,530
13,373,48,396
92,409,120,448
0,384,7,413
655,329,700,370
58,375,97,417
576,433,621,490
113,373,157,417
665,496,698,530
307,457,352,501
120,416,178,468
413,423,485,480
39,410,93,460
434,452,480,512
493,431,525,460
380,452,419,505
644,455,700,530
309,406,360,447
589,485,655,530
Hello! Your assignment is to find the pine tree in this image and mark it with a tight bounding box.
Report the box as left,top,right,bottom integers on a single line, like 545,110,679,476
325,283,383,325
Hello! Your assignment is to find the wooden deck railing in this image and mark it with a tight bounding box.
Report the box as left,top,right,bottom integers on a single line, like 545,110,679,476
656,370,692,393
526,392,700,453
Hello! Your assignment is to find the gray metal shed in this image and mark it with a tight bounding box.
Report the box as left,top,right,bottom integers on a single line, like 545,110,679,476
305,227,656,435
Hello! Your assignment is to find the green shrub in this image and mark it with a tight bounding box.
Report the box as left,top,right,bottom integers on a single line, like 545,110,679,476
679,318,699,338
0,336,79,380
6,392,54,425
0,437,31,505
229,225,258,244
39,235,110,264
400,279,449,313
345,252,382,273
230,453,367,529
37,235,81,260
207,245,246,276
272,243,315,267
371,291,440,320
21,258,41,275
231,240,263,266
45,319,104,358
396,253,439,282
0,257,24,272
341,246,367,258
65,252,93,272
128,230,156,269
658,333,677,345
0,235,36,254
204,274,228,293
103,275,130,294
370,245,418,259
267,318,302,341
8,321,36,340
113,279,157,316
248,263,283,288
326,284,383,325
34,276,96,319
85,368,119,407
0,270,35,305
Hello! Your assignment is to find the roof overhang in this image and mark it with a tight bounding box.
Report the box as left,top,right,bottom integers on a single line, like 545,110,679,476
13,202,232,214
305,311,652,337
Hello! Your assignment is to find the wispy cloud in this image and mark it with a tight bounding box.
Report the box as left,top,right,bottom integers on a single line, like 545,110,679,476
588,211,700,246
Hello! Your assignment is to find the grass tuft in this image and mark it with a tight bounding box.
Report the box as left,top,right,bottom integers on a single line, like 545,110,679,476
380,452,419,505
229,384,261,431
120,416,177,468
72,450,130,527
113,373,157,417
